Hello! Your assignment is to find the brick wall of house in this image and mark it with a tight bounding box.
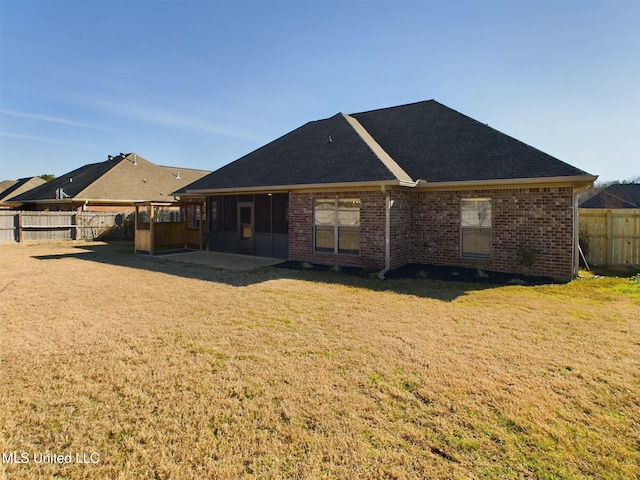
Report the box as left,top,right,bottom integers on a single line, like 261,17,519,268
18,203,79,212
288,191,387,269
358,191,386,268
289,186,576,280
411,186,575,280
288,193,315,262
80,205,135,213
389,190,412,269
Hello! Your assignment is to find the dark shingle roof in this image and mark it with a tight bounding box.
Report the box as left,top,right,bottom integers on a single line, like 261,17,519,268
580,184,640,208
176,113,404,193
351,101,590,182
177,100,593,194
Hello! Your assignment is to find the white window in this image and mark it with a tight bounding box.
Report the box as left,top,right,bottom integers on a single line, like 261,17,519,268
315,198,360,254
461,198,492,259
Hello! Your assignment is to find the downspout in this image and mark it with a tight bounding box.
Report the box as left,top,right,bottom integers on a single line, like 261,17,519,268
573,189,579,278
378,185,391,280
572,180,596,278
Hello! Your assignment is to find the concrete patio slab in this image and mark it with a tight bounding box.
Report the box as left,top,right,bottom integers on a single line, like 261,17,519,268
160,250,285,271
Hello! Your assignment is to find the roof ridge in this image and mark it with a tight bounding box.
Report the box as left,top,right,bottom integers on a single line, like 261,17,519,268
157,164,210,172
340,113,416,185
350,99,437,117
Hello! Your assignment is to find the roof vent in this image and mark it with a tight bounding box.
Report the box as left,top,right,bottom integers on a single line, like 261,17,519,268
133,154,137,165
328,135,333,143
175,171,181,180
55,188,70,199
108,155,113,161
120,152,125,158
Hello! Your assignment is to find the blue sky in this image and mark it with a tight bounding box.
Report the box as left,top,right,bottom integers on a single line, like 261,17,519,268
1,0,638,183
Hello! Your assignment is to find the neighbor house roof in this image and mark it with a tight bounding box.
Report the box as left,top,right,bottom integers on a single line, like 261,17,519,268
176,100,595,195
12,153,210,205
580,183,640,209
0,177,47,204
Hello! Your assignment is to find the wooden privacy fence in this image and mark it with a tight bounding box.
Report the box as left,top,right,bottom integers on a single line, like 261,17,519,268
579,208,640,267
0,211,134,244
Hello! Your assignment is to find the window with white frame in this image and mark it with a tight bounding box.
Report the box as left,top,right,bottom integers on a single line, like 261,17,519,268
461,198,492,259
315,198,360,254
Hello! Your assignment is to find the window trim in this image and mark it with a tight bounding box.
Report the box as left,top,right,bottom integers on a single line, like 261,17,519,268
460,198,492,260
314,198,360,255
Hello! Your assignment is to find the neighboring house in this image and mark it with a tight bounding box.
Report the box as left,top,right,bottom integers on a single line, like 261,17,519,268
175,100,596,281
578,183,640,267
579,183,640,209
0,177,47,208
11,153,210,211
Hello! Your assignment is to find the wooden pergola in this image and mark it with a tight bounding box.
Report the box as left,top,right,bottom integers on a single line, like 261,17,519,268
134,201,205,257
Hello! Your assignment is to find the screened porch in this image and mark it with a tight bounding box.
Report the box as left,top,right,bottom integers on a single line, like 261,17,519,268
134,201,205,257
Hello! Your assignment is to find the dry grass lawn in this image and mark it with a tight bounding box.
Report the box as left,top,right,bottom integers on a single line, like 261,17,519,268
1,241,638,479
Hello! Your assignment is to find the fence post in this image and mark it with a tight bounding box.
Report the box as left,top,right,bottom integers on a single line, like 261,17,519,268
149,204,155,257
636,213,640,265
17,212,23,243
606,210,613,265
134,205,138,254
198,203,203,251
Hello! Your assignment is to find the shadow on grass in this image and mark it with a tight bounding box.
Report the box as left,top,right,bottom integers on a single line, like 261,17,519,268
589,265,640,278
31,241,552,302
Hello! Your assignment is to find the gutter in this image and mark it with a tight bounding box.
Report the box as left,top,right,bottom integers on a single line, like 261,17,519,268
177,179,413,196
178,175,595,197
414,175,598,190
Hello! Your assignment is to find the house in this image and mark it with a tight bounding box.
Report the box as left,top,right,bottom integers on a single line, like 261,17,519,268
0,177,47,208
11,153,210,211
174,100,597,281
580,183,640,209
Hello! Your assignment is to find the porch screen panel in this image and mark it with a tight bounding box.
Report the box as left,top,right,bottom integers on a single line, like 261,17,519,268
461,199,492,258
315,199,335,253
255,194,271,234
138,206,150,225
272,194,289,234
223,196,237,232
209,197,222,231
